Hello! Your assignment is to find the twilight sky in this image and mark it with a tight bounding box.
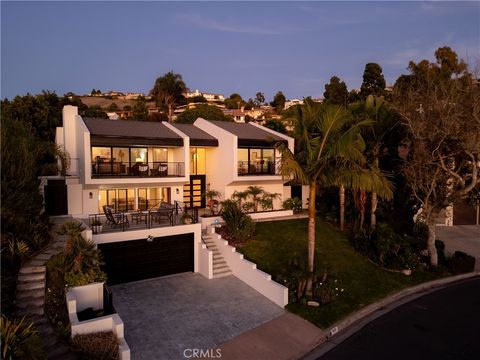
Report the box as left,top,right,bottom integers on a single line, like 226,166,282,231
1,1,479,101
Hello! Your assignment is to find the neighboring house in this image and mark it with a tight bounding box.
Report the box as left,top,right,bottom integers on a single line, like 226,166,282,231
185,89,225,102
284,99,304,110
223,109,245,123
53,105,303,218
124,92,145,100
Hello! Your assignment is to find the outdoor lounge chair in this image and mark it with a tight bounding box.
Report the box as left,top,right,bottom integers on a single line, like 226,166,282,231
104,206,129,229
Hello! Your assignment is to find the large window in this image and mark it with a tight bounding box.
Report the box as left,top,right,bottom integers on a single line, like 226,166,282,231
190,148,206,175
237,148,276,175
99,187,171,213
91,146,183,177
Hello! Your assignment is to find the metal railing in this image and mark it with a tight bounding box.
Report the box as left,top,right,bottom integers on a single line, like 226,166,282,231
91,161,185,178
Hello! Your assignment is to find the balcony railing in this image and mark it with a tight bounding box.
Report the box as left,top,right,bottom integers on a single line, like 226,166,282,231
237,160,279,176
91,161,185,178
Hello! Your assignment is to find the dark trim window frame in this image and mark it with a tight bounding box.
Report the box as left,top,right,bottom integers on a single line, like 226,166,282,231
237,147,276,176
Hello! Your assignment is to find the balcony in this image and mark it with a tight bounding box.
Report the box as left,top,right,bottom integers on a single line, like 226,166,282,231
237,160,279,176
92,161,185,178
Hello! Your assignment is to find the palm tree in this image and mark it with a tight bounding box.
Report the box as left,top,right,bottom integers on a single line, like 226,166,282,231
246,186,264,212
203,190,221,215
231,190,249,208
278,102,393,285
150,71,188,122
57,220,85,256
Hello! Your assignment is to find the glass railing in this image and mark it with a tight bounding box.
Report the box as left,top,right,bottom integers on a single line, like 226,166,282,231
91,161,185,178
237,160,278,176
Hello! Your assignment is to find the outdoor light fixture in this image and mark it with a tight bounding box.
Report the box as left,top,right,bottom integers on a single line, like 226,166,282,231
147,235,154,242
176,188,179,194
89,192,93,199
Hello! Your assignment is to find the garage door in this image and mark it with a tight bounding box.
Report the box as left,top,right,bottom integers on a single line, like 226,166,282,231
98,233,194,285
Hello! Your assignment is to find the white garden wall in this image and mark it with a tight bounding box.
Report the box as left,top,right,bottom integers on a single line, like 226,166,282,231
206,226,288,308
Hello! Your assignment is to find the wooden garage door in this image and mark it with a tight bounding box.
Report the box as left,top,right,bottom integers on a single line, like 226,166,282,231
98,233,194,285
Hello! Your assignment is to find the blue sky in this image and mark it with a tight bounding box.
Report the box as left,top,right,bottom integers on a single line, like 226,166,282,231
2,1,479,101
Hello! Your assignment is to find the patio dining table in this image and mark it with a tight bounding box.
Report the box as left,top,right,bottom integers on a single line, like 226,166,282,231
130,210,149,225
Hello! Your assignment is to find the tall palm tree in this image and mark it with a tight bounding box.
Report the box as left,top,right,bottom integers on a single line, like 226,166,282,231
150,71,188,122
278,102,393,283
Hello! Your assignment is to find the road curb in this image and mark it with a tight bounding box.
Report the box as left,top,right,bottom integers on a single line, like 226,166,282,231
302,271,480,359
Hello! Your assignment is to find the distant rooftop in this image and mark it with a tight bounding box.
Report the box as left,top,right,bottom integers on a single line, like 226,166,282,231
84,118,183,146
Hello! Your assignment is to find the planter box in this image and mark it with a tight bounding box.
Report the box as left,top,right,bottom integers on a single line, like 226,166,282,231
199,209,294,229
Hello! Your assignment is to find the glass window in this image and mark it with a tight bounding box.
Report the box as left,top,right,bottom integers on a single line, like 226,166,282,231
190,148,206,175
130,148,147,163
99,190,108,213
92,147,111,162
153,148,168,162
138,188,148,210
196,148,206,175
107,189,117,210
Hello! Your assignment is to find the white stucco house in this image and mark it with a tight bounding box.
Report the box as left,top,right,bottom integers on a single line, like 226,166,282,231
46,105,309,308
53,105,308,218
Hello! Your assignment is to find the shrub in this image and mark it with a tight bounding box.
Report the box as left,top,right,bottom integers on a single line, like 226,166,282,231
351,223,420,270
1,315,45,360
221,200,256,243
72,331,119,360
283,197,302,213
447,251,476,274
312,272,345,305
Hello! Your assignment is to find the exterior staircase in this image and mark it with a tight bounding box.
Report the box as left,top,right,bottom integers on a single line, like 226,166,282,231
202,233,232,278
15,217,77,360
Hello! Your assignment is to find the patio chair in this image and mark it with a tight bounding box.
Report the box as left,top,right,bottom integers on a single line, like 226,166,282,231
138,164,149,177
105,206,129,229
151,201,175,225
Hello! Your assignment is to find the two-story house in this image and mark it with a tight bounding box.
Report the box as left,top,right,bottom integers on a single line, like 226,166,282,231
54,105,299,218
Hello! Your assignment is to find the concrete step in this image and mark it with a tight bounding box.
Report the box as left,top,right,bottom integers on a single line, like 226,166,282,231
214,271,232,278
16,288,44,300
18,273,45,283
213,267,232,275
213,260,227,267
20,266,46,275
17,298,44,309
29,260,47,267
17,306,44,316
17,281,45,291
213,265,229,272
34,253,53,261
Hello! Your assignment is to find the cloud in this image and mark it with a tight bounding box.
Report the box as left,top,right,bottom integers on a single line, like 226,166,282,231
176,13,300,35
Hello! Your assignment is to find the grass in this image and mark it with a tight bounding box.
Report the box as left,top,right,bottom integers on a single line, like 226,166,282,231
238,218,445,328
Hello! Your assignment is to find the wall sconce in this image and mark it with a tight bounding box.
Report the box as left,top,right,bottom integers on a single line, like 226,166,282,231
89,192,93,199
147,235,154,242
176,188,179,195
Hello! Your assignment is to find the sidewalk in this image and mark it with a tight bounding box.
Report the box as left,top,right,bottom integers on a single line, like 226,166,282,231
215,313,325,360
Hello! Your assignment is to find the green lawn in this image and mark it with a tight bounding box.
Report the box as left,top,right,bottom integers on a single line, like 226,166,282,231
238,218,444,328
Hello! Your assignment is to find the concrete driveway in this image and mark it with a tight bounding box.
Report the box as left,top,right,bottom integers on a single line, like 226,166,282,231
436,225,480,270
110,273,284,359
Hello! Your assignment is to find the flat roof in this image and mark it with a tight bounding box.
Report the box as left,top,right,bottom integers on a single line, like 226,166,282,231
207,120,287,147
171,124,219,147
84,118,183,146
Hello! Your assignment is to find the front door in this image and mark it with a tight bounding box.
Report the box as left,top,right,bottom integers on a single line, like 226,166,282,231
183,175,206,208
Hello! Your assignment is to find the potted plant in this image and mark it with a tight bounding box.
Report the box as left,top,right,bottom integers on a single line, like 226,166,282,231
180,214,194,225
91,219,103,234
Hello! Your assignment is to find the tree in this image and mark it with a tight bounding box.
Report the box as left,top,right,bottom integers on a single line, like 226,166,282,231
107,102,118,112
132,95,148,119
264,119,287,134
246,186,264,212
150,71,188,122
279,103,393,286
393,47,479,266
83,105,108,119
360,63,386,99
255,92,265,107
270,91,286,112
224,93,245,109
175,104,231,124
323,76,348,107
